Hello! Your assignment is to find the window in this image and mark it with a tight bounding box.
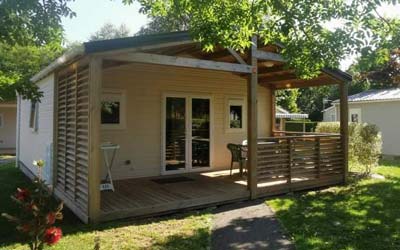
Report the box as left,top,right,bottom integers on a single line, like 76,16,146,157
29,102,38,131
101,89,126,129
0,114,3,128
351,114,359,122
226,97,246,132
230,105,242,128
349,108,362,123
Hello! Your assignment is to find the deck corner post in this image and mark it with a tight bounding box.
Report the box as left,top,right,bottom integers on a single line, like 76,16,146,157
247,35,258,199
88,56,102,223
339,81,349,184
271,88,276,135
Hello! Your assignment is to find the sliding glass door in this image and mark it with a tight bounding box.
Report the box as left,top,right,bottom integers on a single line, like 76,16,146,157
191,98,210,168
165,97,186,171
163,95,211,173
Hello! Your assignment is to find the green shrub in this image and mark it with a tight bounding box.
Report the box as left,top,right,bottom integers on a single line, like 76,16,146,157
314,122,340,133
316,122,382,175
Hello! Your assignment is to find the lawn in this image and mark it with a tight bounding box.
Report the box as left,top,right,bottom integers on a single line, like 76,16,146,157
0,162,212,250
267,161,400,250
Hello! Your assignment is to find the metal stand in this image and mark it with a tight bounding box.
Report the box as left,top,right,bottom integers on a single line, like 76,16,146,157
100,143,120,192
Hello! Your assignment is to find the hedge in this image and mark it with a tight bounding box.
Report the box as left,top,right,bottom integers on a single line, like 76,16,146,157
284,121,317,132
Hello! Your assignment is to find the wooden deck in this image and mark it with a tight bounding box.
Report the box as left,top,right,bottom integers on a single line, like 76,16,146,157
100,170,249,221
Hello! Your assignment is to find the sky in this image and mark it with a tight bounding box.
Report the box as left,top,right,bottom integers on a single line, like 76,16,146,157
62,1,400,70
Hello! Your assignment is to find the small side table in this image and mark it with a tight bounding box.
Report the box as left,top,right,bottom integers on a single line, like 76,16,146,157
100,143,120,192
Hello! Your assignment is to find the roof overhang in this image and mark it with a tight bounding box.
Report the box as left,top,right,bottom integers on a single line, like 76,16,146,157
30,31,352,87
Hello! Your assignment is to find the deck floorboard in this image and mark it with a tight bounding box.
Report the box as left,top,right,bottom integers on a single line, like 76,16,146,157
100,170,249,221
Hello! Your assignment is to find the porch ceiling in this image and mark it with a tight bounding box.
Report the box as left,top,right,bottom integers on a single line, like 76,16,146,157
101,38,349,90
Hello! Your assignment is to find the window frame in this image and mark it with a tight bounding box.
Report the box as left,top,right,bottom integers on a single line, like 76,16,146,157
349,108,362,123
101,88,126,130
29,102,39,132
225,96,246,133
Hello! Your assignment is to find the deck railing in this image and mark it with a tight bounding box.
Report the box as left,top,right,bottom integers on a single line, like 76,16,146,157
256,133,344,194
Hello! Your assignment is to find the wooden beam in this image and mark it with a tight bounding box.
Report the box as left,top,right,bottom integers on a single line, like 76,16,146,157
254,50,285,62
227,48,247,65
261,75,340,89
258,65,284,74
339,81,349,184
104,52,252,73
247,36,258,199
88,56,102,223
271,88,276,135
259,73,298,83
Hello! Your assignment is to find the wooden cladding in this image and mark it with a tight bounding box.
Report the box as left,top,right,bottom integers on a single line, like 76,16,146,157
257,134,344,187
55,65,89,214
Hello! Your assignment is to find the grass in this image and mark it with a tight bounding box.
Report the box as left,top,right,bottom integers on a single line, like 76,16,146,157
0,155,15,161
267,161,400,250
0,162,212,250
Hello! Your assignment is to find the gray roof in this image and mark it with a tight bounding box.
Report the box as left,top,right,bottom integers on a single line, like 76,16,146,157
276,106,308,119
333,88,400,103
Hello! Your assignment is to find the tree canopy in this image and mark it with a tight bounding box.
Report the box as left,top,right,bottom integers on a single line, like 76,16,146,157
0,0,74,101
125,0,399,79
89,23,131,41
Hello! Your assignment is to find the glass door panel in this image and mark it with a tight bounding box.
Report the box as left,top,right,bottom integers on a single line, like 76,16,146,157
165,97,186,171
191,98,210,168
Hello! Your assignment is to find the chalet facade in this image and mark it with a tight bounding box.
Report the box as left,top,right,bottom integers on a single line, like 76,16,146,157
17,32,351,223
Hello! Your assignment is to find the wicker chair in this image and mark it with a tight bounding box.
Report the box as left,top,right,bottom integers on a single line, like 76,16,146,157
227,143,246,176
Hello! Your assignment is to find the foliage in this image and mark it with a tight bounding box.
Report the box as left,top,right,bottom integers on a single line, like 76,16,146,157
314,121,341,134
0,42,63,102
276,89,299,113
137,15,189,35
284,121,317,133
0,0,73,101
296,86,335,121
267,160,400,250
89,22,131,41
125,0,399,79
316,122,382,175
1,160,63,250
0,0,75,46
0,162,212,250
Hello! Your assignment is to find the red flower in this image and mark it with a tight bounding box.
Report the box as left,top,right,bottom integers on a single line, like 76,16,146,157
46,212,56,225
43,227,62,245
15,188,30,201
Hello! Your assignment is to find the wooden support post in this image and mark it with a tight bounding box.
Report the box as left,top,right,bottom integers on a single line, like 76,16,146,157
316,137,321,179
287,138,292,184
247,36,258,199
271,88,276,135
88,56,102,223
339,81,349,183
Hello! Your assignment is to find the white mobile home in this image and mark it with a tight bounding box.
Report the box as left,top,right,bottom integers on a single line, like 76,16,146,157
323,88,400,157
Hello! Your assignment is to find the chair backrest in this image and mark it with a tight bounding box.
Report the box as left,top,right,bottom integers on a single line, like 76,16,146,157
227,143,242,162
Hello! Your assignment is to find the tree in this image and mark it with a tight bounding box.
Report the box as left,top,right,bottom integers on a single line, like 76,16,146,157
276,89,299,113
0,0,74,101
137,15,189,35
89,23,131,41
349,18,400,89
0,0,75,46
125,0,399,79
